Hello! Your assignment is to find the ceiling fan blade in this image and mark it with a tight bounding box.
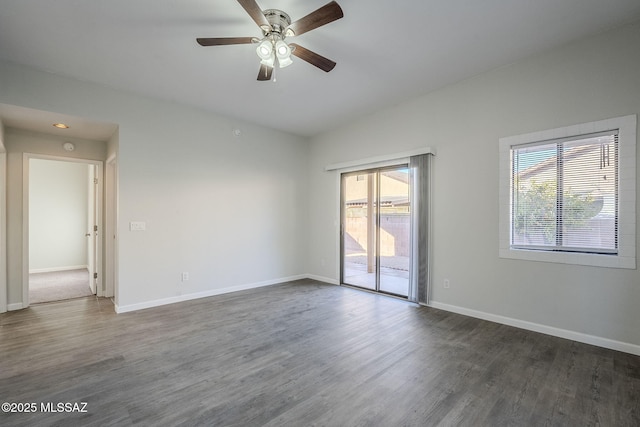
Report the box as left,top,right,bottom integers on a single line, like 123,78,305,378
290,43,336,72
287,1,343,36
257,64,273,81
197,37,255,46
237,0,270,29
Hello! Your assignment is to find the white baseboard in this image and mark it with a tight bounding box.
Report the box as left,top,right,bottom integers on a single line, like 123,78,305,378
428,301,640,356
29,265,88,274
115,274,308,314
8,303,24,311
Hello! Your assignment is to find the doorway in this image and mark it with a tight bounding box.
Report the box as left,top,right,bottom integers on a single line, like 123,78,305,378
340,165,411,297
25,156,102,305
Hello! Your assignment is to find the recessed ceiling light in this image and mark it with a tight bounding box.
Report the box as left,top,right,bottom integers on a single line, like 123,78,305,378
53,123,69,129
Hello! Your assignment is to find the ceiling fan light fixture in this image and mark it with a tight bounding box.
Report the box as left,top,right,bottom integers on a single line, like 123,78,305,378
260,52,275,68
275,40,293,68
275,40,290,57
278,55,293,68
256,40,273,60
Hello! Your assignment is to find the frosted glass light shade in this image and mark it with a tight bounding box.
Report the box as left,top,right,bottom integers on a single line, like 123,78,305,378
275,40,292,68
256,40,273,60
260,53,275,67
278,56,293,68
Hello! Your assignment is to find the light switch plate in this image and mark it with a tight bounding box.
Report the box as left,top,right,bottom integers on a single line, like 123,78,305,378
130,221,146,231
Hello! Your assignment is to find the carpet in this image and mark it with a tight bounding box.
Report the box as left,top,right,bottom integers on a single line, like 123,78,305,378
29,268,94,304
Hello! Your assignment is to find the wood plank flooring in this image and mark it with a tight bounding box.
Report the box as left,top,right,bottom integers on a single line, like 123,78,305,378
1,279,639,426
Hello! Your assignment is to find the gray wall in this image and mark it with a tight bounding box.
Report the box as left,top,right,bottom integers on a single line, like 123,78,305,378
307,22,640,349
0,60,309,311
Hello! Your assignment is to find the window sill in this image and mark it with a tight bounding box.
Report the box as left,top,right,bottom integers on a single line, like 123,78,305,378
499,247,635,269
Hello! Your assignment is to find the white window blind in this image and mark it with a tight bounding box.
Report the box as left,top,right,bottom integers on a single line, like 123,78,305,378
511,131,618,254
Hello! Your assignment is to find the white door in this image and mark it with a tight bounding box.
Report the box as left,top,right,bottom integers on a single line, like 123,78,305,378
87,164,98,295
104,157,117,299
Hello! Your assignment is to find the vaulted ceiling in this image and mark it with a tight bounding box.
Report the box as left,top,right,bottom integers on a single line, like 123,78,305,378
1,0,640,137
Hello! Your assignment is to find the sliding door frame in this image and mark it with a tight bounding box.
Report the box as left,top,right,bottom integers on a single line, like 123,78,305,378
328,147,434,305
340,163,411,298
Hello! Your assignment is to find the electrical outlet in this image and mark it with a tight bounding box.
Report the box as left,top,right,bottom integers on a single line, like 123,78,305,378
181,272,189,282
444,279,450,289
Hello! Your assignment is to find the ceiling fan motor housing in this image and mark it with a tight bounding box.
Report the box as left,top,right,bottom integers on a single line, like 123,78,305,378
262,9,293,36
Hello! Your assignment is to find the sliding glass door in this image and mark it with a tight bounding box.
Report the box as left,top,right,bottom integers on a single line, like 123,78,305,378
342,171,377,290
341,165,410,297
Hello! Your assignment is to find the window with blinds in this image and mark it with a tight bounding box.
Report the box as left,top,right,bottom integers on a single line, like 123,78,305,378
510,131,618,254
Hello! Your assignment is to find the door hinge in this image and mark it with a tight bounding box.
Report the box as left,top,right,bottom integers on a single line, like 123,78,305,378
94,225,98,232
94,272,98,279
94,178,98,184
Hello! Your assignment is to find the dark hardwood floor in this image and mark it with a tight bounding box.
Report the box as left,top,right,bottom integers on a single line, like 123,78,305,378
1,279,639,426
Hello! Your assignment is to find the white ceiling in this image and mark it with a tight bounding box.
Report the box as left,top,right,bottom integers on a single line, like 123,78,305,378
0,103,118,141
1,0,640,138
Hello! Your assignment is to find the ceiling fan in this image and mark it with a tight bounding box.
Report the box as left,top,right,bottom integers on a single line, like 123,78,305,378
197,0,343,81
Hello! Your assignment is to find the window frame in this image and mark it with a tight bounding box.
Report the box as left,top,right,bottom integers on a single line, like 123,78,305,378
499,115,636,269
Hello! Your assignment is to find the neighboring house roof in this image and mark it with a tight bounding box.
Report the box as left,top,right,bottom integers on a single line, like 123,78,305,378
518,145,596,180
